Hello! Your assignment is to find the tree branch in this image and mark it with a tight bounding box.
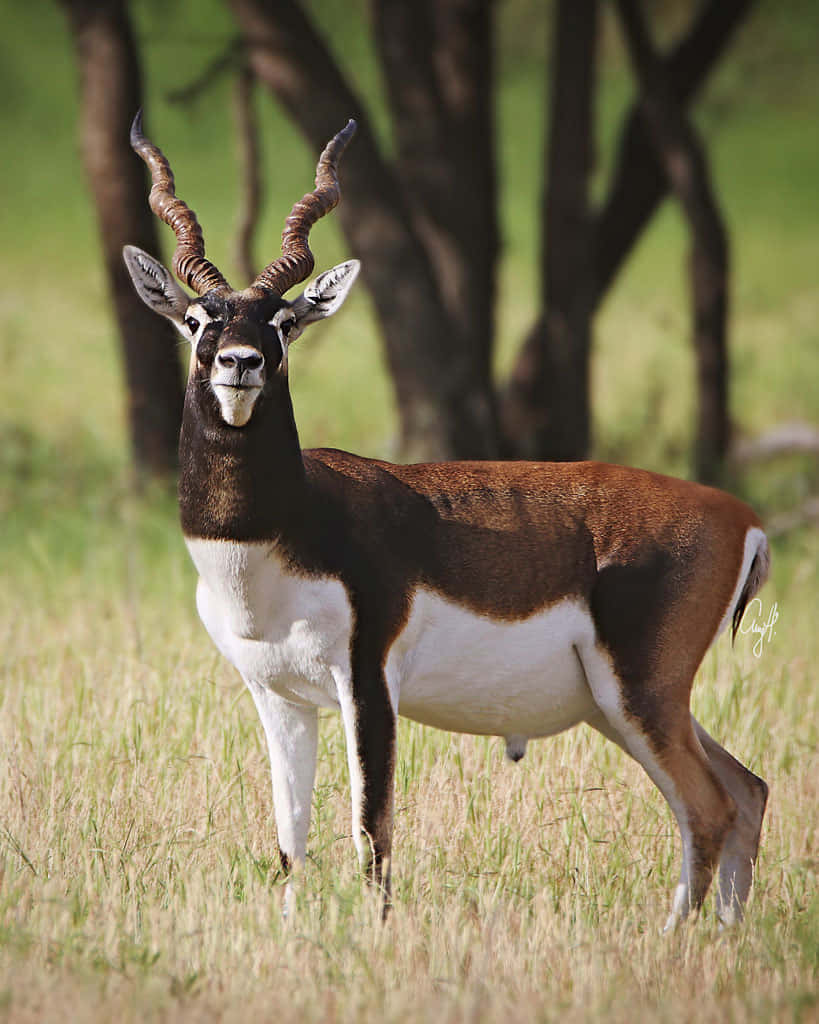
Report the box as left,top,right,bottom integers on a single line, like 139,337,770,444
616,0,730,482
232,62,263,284
592,0,756,306
166,37,244,105
731,422,819,464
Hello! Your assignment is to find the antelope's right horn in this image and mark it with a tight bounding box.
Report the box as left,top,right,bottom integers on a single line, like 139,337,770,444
130,111,231,297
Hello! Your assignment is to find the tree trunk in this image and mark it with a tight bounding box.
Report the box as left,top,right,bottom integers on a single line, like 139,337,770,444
615,0,730,483
373,0,499,427
60,0,183,477
229,0,500,461
501,0,598,461
233,62,263,284
690,230,730,483
503,0,753,464
229,0,751,469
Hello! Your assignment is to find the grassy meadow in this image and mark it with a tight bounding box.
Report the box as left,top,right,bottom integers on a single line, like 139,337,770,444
1,1,818,1020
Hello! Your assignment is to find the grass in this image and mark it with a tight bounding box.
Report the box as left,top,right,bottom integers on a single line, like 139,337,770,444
1,0,818,1020
1,525,817,1022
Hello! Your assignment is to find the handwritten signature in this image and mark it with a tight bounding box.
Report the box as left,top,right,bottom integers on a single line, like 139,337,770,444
739,598,779,658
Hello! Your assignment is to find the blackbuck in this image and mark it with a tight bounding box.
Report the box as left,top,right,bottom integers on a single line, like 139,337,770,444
124,114,769,930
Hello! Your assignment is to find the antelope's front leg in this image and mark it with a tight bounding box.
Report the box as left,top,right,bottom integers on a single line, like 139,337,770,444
337,663,397,901
245,683,318,888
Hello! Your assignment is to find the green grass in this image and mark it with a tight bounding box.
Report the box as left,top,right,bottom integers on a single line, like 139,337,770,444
1,1,818,1020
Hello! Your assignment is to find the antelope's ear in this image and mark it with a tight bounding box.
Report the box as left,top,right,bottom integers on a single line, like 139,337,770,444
289,260,360,335
123,245,189,325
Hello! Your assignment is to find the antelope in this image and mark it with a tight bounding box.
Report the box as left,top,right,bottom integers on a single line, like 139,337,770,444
124,113,769,930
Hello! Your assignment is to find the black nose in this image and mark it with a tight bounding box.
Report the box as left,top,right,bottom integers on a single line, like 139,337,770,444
215,349,264,373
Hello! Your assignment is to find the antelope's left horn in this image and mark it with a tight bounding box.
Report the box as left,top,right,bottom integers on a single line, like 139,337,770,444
252,119,357,297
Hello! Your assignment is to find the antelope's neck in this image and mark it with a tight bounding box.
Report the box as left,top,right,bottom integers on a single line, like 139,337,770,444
178,379,306,542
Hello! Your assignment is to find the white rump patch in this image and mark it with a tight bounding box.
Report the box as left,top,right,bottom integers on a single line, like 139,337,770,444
122,245,189,323
715,526,768,641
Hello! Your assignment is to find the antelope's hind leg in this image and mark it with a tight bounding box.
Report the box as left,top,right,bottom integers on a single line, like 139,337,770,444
693,718,768,925
580,648,738,930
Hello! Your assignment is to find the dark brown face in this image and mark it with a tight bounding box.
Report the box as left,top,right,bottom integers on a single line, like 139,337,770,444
184,290,296,428
125,115,357,432
123,244,361,438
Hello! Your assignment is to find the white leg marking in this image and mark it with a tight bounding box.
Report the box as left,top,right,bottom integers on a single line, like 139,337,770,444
715,844,755,927
245,682,318,913
334,672,368,868
693,717,766,927
664,827,695,933
578,643,695,930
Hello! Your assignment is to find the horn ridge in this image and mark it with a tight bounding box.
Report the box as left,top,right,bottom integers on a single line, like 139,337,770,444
253,119,357,297
130,110,231,297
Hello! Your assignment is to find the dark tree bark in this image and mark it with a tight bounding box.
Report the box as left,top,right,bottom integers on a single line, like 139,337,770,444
373,0,499,404
229,0,500,462
501,0,597,461
503,0,754,463
60,0,184,477
615,0,730,483
226,0,752,468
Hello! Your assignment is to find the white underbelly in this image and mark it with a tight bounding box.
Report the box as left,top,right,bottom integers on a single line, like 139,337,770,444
388,591,597,738
186,538,598,738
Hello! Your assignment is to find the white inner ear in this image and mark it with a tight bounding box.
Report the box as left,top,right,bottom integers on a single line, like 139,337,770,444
123,245,190,325
287,260,361,332
302,260,360,316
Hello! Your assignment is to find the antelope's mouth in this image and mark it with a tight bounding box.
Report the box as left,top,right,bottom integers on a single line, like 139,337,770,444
211,382,263,427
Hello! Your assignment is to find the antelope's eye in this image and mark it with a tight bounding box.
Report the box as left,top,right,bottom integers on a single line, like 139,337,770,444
184,315,200,334
278,317,295,338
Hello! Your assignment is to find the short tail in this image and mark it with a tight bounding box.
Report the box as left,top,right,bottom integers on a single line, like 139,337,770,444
731,531,771,643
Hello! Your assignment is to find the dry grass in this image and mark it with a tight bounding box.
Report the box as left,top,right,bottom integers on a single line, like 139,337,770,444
2,4,818,1019
1,501,817,1022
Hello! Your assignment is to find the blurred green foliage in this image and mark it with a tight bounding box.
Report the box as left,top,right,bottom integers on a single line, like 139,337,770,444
0,0,817,524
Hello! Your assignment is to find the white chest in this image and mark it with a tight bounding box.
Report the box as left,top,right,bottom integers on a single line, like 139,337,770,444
185,538,353,707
